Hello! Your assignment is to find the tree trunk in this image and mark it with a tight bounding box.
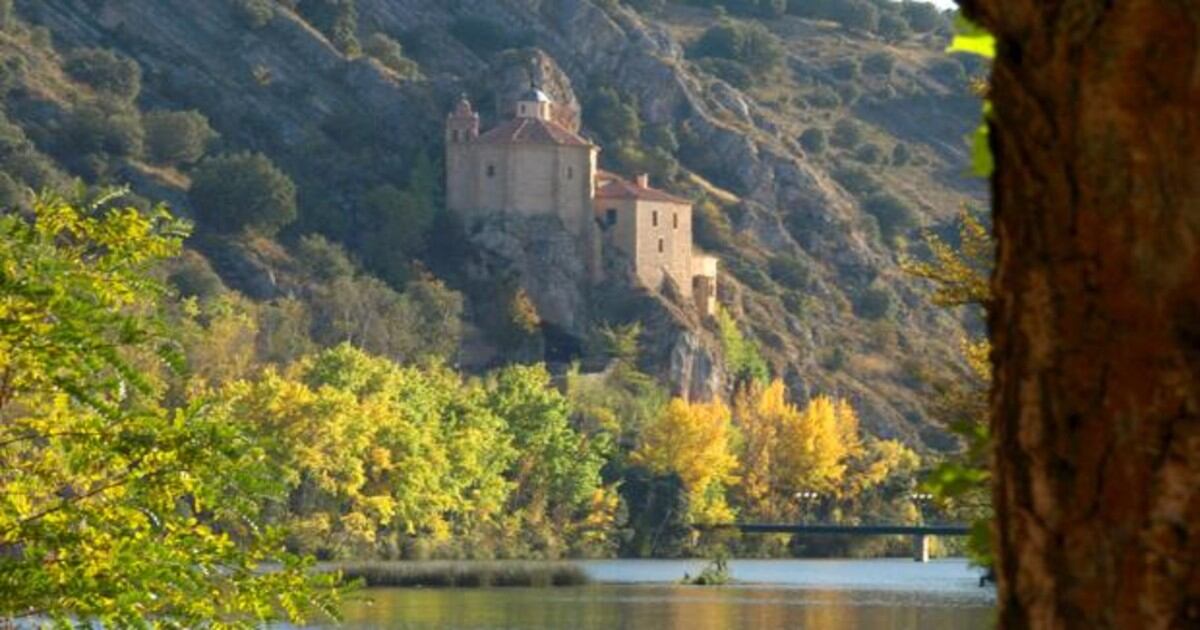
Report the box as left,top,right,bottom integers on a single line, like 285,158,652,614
961,1,1200,627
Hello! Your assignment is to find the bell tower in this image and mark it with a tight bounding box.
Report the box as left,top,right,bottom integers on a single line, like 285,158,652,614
446,95,479,144
446,95,479,213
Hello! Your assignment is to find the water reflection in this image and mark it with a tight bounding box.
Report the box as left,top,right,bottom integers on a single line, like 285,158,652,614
338,585,994,630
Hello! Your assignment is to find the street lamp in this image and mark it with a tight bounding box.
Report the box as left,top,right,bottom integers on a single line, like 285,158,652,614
794,491,820,524
910,493,935,524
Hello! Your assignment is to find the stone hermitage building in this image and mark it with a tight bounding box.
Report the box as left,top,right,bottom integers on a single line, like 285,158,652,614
446,88,718,315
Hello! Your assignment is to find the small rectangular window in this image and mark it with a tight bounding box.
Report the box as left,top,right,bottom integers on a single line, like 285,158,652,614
673,213,679,229
567,166,574,179
487,164,496,178
658,238,665,253
652,211,659,227
606,208,617,226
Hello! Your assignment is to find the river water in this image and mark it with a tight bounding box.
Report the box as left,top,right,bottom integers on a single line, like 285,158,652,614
333,558,995,629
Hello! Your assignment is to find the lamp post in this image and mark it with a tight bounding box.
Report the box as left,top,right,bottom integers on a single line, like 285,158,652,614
910,492,934,524
794,490,820,524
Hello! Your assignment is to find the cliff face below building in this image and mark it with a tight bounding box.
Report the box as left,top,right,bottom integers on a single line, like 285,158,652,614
10,0,985,449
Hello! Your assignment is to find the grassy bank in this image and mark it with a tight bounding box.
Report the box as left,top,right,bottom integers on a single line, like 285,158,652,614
327,561,590,588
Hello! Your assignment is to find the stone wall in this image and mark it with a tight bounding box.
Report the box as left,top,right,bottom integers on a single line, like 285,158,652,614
596,197,694,297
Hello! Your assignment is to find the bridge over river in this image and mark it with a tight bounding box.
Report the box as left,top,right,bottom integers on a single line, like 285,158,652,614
696,523,972,563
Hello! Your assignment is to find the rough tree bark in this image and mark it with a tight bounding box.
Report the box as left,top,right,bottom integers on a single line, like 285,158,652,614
958,1,1200,628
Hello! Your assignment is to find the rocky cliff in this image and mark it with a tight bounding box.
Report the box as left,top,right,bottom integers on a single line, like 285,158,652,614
9,0,985,449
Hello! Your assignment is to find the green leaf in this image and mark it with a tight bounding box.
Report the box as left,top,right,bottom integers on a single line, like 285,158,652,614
948,15,995,59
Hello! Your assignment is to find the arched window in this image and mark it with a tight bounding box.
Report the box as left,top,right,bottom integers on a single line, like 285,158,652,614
487,164,496,178
673,213,679,229
606,208,617,226
652,211,659,227
658,238,665,253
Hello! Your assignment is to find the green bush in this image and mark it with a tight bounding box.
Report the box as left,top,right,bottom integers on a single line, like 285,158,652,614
697,58,755,89
835,82,862,107
64,48,142,100
832,165,880,196
64,104,144,159
877,12,912,41
0,0,14,31
586,86,642,146
854,285,896,321
0,171,28,209
854,142,884,164
799,128,828,154
831,58,860,82
863,51,896,76
689,20,783,78
168,250,226,299
190,152,297,235
143,110,218,166
231,0,274,28
830,118,863,149
863,192,919,242
806,84,841,109
364,33,420,78
295,233,356,281
831,0,879,32
891,142,912,166
768,255,811,290
297,0,361,55
900,1,944,33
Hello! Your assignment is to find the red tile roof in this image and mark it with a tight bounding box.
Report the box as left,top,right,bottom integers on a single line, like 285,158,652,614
475,117,594,147
595,177,692,205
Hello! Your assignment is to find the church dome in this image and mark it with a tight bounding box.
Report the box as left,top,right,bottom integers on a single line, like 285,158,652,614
519,88,552,103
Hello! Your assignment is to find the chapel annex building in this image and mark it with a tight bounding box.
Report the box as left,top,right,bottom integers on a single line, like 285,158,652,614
446,89,718,315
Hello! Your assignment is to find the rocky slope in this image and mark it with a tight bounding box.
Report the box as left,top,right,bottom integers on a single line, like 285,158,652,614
9,0,986,449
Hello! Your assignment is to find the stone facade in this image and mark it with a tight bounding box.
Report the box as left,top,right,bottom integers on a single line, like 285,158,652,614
446,92,718,316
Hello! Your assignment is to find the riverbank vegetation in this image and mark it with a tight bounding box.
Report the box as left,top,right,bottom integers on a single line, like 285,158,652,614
334,561,589,588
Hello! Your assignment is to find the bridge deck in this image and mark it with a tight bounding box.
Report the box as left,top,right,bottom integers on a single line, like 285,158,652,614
700,523,971,536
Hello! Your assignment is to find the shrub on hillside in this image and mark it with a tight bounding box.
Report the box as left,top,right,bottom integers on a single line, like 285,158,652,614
143,110,218,166
64,104,144,159
697,58,755,89
832,165,880,196
690,20,783,78
64,48,141,100
831,58,860,82
190,152,297,236
768,255,811,290
231,0,274,28
830,0,879,32
863,192,919,242
854,285,897,321
364,33,420,78
863,51,896,76
830,118,864,149
900,1,944,32
854,142,884,164
877,12,912,41
891,142,912,166
799,128,827,154
805,84,841,109
168,250,226,299
296,234,356,282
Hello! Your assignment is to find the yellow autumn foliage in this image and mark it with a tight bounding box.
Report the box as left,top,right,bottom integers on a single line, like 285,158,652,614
632,398,740,523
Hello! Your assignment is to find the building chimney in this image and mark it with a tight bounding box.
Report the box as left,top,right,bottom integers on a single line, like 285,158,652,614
636,174,650,188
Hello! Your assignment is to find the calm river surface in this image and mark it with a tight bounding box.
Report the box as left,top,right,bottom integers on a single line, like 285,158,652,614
332,559,995,629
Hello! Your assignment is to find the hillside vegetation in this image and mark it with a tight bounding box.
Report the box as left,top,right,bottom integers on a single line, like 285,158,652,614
0,0,986,447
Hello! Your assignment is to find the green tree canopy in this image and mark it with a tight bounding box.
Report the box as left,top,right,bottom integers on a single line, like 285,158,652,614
0,192,338,625
190,152,298,235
